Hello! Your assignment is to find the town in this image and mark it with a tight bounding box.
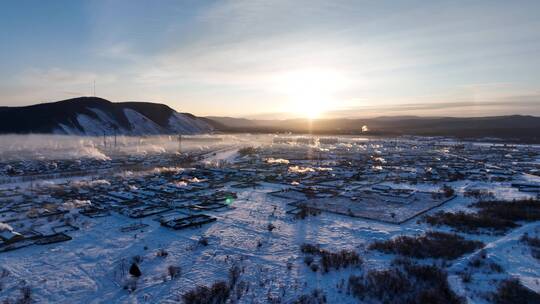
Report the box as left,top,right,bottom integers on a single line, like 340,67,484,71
0,134,539,303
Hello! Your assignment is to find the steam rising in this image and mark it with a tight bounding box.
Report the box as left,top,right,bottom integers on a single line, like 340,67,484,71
0,222,14,232
0,134,242,162
0,134,370,165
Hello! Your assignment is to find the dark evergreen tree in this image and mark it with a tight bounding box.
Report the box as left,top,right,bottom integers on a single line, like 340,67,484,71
129,263,141,277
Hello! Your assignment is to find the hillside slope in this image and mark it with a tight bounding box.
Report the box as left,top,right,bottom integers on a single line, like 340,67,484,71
0,97,213,135
207,115,540,142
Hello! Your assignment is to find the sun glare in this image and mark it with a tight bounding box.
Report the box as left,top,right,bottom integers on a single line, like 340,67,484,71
275,68,348,119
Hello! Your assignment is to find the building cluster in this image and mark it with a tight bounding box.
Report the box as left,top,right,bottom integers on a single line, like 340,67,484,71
1,137,539,252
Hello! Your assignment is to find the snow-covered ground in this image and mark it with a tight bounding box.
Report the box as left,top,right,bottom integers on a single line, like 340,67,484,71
0,135,539,303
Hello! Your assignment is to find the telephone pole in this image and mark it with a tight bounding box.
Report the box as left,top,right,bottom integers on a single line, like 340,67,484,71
178,134,182,153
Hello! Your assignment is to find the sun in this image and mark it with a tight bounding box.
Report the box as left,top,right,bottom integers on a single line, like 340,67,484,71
275,68,347,119
289,89,327,119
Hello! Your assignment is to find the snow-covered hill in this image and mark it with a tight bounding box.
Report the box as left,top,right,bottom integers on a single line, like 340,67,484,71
0,97,214,136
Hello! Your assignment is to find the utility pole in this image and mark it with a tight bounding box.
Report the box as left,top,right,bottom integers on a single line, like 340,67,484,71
178,134,182,153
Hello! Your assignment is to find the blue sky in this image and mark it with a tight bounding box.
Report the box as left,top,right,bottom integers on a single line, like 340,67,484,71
1,0,539,118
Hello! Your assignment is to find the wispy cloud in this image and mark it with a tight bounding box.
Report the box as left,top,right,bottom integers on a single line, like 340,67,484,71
323,96,540,118
1,1,539,117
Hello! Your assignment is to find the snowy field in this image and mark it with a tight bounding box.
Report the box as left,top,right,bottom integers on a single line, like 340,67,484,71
0,134,539,303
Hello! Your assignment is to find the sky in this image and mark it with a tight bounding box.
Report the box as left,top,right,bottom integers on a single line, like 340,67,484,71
1,0,539,118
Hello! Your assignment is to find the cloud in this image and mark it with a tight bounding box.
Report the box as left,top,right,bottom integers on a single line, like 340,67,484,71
2,0,540,117
95,42,139,61
18,68,111,86
323,95,540,118
0,68,119,104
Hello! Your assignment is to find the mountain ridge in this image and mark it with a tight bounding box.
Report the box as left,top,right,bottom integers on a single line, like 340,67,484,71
207,115,540,142
0,97,214,135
